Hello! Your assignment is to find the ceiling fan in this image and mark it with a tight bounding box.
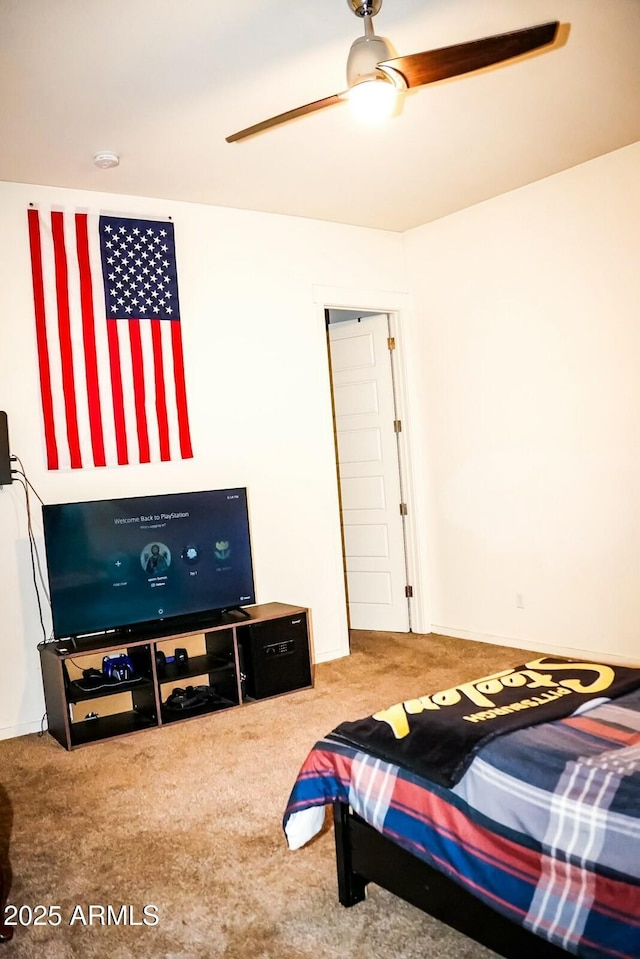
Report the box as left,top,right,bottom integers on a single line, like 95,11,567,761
226,1,559,143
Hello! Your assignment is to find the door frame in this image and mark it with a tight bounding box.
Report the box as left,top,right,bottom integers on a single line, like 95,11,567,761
313,284,428,634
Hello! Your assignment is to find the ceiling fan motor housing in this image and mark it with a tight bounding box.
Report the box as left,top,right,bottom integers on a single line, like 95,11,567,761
347,33,394,86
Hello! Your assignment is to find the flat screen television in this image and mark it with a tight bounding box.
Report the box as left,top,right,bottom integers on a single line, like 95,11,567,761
42,488,255,642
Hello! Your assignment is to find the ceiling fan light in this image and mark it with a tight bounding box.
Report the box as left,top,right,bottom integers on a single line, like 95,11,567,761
348,76,398,124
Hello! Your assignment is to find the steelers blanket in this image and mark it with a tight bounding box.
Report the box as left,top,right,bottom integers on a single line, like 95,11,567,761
330,657,640,787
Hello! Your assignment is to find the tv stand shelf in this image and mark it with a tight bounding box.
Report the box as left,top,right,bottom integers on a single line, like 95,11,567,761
39,603,312,750
66,675,153,703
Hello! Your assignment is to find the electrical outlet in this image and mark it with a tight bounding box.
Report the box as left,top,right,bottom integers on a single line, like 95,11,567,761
516,593,525,609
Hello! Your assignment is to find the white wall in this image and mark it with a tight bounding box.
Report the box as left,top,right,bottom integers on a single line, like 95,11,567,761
0,180,407,738
403,142,640,664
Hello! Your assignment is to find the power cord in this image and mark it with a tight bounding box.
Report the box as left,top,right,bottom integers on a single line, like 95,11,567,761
9,455,51,644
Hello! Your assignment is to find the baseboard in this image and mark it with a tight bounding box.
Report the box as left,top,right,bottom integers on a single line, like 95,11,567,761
0,719,46,742
431,625,640,667
315,645,350,665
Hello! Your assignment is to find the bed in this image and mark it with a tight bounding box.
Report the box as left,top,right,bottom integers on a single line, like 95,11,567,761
283,657,640,959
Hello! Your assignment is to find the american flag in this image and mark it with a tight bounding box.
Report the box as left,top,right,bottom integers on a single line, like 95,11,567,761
27,208,193,470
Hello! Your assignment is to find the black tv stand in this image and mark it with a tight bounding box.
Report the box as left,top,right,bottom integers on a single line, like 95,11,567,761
39,603,313,750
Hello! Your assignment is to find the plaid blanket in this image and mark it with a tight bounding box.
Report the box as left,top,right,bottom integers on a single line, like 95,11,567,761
284,689,640,958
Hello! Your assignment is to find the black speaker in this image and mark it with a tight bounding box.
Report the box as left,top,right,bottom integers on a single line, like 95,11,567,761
238,612,311,700
0,412,12,486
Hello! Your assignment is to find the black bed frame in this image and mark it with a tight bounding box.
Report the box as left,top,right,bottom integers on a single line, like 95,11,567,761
332,801,569,958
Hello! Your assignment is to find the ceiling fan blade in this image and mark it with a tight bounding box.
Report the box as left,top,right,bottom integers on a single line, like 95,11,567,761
226,93,346,143
378,21,559,89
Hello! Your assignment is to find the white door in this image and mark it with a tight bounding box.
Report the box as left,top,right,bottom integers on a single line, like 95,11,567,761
328,313,410,632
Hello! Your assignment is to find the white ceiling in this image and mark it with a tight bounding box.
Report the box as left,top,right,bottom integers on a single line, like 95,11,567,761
1,0,639,232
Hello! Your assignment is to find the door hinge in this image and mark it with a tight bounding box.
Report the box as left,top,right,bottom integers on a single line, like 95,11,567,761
387,336,396,351
405,585,414,598
399,502,408,516
393,419,402,433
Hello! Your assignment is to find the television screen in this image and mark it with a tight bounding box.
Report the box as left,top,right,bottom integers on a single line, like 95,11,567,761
42,488,255,641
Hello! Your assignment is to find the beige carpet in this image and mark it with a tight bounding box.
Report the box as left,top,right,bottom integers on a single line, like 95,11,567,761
0,630,541,958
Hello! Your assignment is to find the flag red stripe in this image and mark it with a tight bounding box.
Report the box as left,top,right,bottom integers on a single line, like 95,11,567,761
151,320,170,461
27,209,59,470
75,213,106,467
51,211,82,469
128,320,151,463
170,321,193,459
105,320,129,465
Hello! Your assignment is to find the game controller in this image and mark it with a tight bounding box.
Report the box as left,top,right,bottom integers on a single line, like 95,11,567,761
164,685,217,711
102,654,135,682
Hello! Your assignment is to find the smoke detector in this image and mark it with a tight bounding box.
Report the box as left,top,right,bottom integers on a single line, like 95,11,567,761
93,151,120,169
